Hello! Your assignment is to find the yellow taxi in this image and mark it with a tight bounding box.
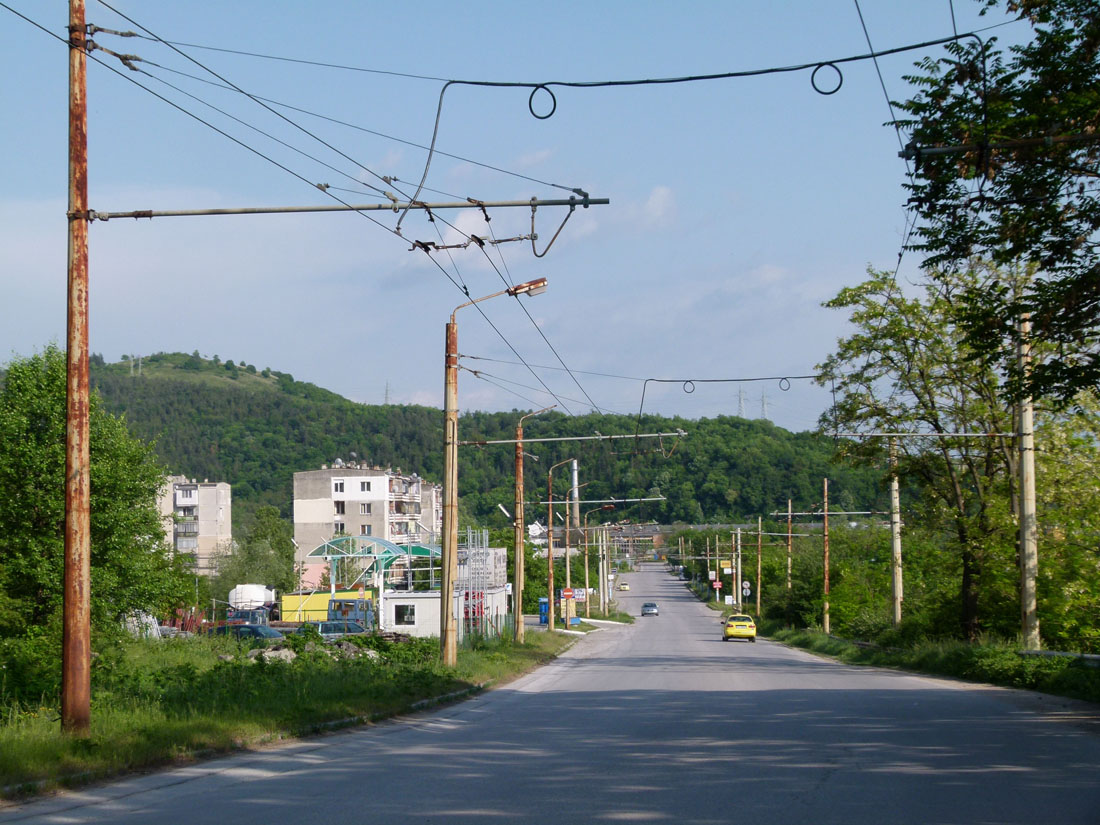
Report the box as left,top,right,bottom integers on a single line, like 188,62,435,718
617,582,630,591
722,614,756,642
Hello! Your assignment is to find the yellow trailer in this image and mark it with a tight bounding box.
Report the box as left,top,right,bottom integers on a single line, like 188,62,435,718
281,589,373,622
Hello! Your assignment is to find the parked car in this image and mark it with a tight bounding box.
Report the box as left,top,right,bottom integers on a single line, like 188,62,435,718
294,620,369,641
617,582,630,591
722,615,756,642
641,602,659,617
211,623,284,642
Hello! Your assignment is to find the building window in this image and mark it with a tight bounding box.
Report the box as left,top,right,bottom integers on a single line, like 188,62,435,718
334,522,345,535
180,488,194,499
360,524,372,536
334,501,345,515
395,605,416,626
360,481,371,492
360,503,371,515
334,481,344,493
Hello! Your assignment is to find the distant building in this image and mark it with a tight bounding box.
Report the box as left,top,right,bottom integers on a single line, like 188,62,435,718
292,464,443,581
157,475,232,576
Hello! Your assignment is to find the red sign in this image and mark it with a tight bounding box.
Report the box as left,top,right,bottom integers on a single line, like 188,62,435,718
562,588,574,599
712,581,722,589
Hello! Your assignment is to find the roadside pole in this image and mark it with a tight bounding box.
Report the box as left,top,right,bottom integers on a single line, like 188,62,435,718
756,517,762,616
62,0,91,736
823,478,830,635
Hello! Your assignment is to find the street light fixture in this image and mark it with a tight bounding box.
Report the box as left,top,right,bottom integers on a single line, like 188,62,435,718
583,504,615,618
441,277,548,666
546,457,574,632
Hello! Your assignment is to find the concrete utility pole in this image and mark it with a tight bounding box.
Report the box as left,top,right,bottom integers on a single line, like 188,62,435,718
735,528,742,612
823,479,830,635
1018,315,1040,649
756,516,762,616
570,459,580,548
786,499,793,592
890,439,904,626
62,0,91,736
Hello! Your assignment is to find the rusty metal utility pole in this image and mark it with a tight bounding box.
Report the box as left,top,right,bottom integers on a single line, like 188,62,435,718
513,406,553,642
62,0,91,736
441,317,459,666
546,458,573,631
441,279,547,665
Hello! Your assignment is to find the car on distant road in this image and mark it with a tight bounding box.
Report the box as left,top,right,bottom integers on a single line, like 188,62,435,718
722,614,756,642
294,620,369,641
617,582,630,591
211,624,284,642
641,602,659,617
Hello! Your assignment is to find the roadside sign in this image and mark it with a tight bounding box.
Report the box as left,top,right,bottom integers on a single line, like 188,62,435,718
742,581,751,589
574,588,586,602
723,568,732,575
708,570,716,580
712,580,722,589
724,595,734,605
742,587,751,597
719,560,731,569
563,588,574,599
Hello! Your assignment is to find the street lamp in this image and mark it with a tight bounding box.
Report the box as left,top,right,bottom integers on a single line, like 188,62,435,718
546,457,574,632
583,504,615,618
441,277,548,666
514,405,553,643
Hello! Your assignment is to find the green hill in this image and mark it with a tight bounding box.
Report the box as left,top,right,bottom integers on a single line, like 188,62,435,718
84,352,885,531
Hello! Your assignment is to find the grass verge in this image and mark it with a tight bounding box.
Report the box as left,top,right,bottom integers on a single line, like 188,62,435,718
761,623,1100,704
0,631,572,798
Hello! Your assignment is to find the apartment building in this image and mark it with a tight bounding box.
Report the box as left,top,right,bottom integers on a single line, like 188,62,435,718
292,463,443,575
157,475,232,575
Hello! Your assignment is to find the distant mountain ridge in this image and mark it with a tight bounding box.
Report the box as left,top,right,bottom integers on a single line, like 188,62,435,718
84,352,884,532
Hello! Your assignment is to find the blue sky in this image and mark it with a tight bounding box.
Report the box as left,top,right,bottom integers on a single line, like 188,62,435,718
0,1,1028,432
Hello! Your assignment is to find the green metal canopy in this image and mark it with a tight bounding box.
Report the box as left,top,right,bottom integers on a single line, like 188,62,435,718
307,535,441,570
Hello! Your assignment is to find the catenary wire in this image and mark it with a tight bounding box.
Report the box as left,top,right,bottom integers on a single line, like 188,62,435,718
122,58,586,196
95,1,414,205
98,5,597,413
101,3,581,416
459,366,629,416
7,3,580,418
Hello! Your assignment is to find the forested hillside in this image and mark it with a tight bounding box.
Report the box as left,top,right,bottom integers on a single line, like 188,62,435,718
85,353,884,530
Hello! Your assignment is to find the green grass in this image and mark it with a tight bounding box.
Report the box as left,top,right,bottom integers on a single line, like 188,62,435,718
761,623,1100,704
0,632,572,798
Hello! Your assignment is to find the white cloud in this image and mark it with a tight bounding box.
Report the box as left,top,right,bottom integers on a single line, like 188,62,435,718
514,148,555,169
642,185,675,225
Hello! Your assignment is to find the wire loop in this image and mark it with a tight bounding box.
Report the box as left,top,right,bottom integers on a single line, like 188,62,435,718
528,85,557,119
811,63,843,95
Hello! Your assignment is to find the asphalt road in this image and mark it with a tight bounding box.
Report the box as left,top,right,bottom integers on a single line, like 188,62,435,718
3,563,1099,824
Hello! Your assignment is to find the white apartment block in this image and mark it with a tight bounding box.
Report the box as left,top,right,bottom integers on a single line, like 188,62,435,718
157,475,232,576
292,463,443,573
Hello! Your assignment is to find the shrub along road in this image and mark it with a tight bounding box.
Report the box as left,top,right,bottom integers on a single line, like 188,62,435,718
3,564,1099,824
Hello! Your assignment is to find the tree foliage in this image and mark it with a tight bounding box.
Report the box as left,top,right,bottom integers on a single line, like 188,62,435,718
86,352,884,532
817,265,1100,649
895,0,1100,403
209,505,297,601
0,347,190,637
